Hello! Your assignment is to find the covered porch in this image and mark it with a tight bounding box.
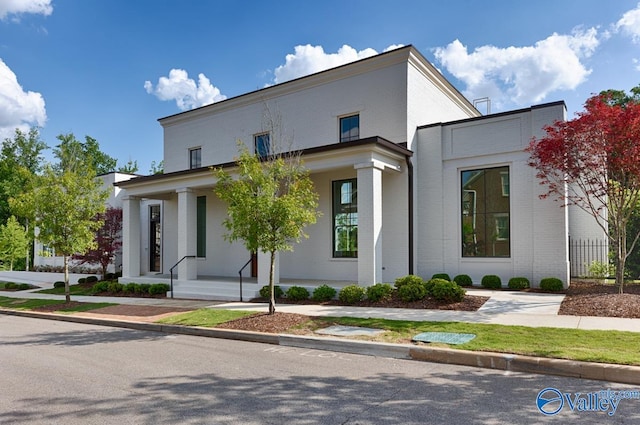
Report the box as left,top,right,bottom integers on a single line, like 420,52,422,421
117,137,412,300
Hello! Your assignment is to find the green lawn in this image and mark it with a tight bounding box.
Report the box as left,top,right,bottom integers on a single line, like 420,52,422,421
157,309,640,366
0,296,115,312
37,284,94,296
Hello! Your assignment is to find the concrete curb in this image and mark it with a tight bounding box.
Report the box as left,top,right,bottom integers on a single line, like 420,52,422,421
2,308,639,385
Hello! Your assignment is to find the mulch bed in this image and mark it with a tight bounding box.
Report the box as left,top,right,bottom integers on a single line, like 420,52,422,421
217,312,313,334
255,292,490,311
558,280,640,318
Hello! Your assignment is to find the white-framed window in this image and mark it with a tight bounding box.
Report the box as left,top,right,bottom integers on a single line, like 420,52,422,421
189,147,202,169
332,179,357,257
339,114,359,142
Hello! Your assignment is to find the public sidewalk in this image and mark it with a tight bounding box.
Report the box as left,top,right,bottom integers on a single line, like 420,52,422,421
0,270,639,333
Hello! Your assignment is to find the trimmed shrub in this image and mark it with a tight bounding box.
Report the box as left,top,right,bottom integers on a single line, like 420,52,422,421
124,282,138,293
394,275,424,289
481,275,502,289
53,281,65,289
136,284,150,294
77,278,87,284
259,285,283,299
149,283,170,296
107,282,124,293
431,280,466,303
431,273,451,281
18,283,31,290
312,284,337,302
453,274,473,287
91,281,109,293
508,277,530,290
105,273,116,281
86,276,99,283
540,277,564,292
4,282,17,289
286,286,310,301
366,283,394,302
398,283,427,302
338,285,366,304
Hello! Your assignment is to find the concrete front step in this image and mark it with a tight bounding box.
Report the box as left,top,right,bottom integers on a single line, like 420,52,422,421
169,281,260,301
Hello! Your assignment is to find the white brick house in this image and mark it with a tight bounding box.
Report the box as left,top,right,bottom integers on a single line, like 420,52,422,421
116,45,603,299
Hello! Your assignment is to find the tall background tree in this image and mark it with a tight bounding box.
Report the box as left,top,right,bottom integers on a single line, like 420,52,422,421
215,143,319,314
72,206,123,278
54,133,117,175
527,88,640,292
12,133,110,302
0,127,48,270
0,216,29,271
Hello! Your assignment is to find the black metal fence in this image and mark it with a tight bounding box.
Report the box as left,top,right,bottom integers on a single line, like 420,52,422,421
569,238,609,277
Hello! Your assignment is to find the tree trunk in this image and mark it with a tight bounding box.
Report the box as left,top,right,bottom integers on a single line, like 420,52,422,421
615,225,627,294
64,255,70,303
269,250,276,315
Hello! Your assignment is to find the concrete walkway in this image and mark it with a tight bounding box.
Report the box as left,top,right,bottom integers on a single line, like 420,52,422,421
2,271,639,332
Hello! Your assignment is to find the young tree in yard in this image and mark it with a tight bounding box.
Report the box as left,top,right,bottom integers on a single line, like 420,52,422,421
215,143,319,314
527,90,640,293
12,166,109,302
72,207,123,279
0,216,29,271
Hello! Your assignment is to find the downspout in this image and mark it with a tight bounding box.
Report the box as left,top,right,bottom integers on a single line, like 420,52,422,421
406,155,414,275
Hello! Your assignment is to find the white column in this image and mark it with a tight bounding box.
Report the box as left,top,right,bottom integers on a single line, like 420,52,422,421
177,188,197,280
258,250,279,287
122,196,141,278
356,161,384,286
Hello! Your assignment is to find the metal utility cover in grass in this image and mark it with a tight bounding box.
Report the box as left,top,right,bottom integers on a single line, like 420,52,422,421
315,325,385,336
412,332,476,345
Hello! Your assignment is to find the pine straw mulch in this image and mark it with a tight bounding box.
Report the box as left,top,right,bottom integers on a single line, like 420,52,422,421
557,280,640,319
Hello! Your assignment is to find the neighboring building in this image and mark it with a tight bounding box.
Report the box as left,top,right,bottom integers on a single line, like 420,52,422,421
116,45,604,299
33,172,136,274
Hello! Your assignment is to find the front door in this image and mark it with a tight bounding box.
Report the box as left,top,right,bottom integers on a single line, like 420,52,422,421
149,205,161,272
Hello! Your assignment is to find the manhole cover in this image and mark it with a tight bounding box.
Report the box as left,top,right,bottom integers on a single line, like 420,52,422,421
412,332,476,345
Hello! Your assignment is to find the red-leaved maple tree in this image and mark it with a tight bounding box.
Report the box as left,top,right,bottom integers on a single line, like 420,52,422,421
72,206,123,279
527,92,640,293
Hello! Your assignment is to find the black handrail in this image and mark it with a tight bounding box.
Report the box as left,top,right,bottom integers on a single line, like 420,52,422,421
169,255,196,299
238,257,252,302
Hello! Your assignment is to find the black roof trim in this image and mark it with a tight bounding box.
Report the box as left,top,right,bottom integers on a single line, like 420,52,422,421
115,136,412,188
417,100,566,130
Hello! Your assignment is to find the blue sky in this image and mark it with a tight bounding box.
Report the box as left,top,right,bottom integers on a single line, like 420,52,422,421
1,0,639,174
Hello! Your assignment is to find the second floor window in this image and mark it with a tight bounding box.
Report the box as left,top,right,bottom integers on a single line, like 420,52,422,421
254,133,270,159
190,148,201,169
340,114,359,142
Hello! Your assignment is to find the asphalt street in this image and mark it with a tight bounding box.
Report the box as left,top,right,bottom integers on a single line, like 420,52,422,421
1,315,639,424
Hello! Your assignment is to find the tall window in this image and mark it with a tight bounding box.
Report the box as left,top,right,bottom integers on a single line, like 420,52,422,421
461,166,510,257
190,147,202,169
254,133,270,159
149,205,161,271
197,196,206,257
340,114,359,142
333,179,357,257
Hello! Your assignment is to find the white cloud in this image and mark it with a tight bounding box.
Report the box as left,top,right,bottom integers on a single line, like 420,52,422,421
144,69,226,111
434,28,599,108
616,3,640,43
272,44,404,84
0,58,46,139
0,0,53,20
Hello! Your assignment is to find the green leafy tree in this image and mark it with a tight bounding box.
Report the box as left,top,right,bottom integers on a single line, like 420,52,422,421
117,159,139,174
54,133,117,175
149,160,164,175
12,138,109,302
215,143,319,314
0,127,48,224
0,216,29,271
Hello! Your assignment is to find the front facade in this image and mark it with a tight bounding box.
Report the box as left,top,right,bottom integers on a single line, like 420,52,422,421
117,45,603,299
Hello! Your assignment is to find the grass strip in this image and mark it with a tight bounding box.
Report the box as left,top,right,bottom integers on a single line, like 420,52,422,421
157,308,256,327
0,296,116,313
37,285,94,296
156,309,640,366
